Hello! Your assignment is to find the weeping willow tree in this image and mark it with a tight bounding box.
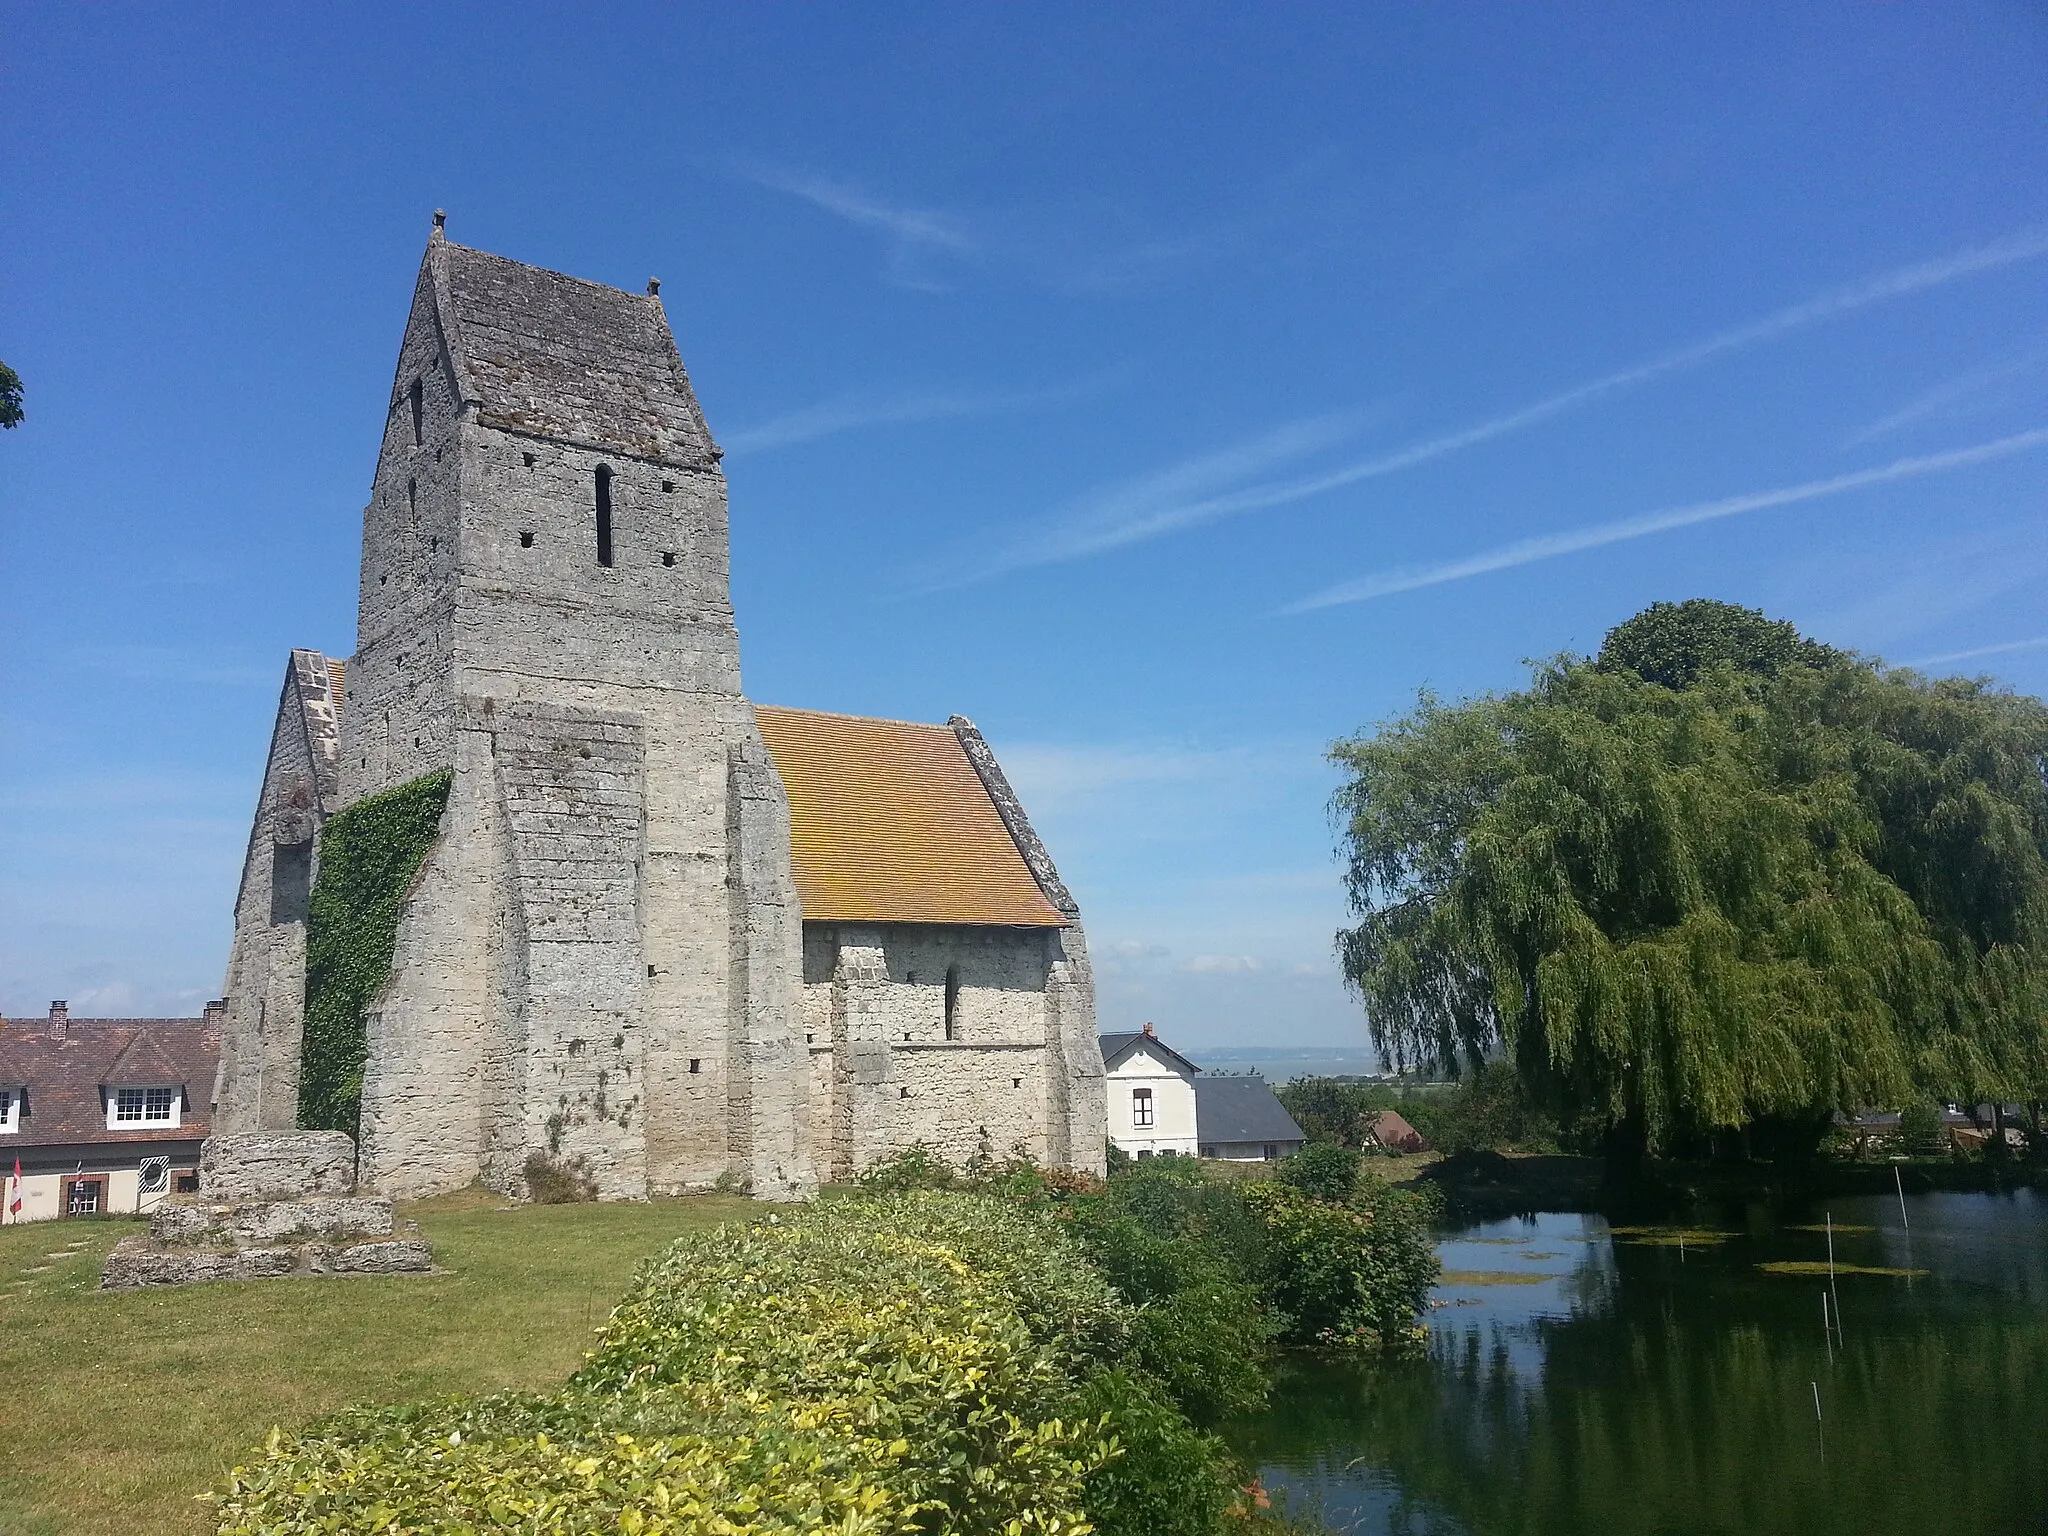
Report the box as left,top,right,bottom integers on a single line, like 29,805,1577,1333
1332,601,2048,1156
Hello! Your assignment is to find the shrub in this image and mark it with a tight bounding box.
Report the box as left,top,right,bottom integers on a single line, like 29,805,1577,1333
523,1151,597,1204
852,1141,960,1191
220,1195,1122,1535
1899,1101,1949,1158
1241,1181,1438,1349
1074,1367,1240,1536
1276,1143,1362,1202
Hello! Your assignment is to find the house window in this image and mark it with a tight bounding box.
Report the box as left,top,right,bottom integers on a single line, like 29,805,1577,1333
109,1086,180,1129
1132,1088,1154,1128
0,1087,18,1133
1262,1143,1278,1161
67,1178,103,1215
174,1171,200,1194
1199,1145,1216,1158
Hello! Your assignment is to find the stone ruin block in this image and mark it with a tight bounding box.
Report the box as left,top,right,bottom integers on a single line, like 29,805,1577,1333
100,1130,433,1290
200,1130,358,1200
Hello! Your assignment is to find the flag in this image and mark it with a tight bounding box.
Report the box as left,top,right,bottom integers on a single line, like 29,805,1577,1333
6,1157,20,1224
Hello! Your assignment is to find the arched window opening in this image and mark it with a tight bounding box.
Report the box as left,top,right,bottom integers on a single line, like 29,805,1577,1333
943,965,961,1041
410,379,423,446
595,465,614,567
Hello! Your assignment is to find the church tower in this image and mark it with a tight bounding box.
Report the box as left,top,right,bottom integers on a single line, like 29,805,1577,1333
215,217,1109,1205
337,215,806,1198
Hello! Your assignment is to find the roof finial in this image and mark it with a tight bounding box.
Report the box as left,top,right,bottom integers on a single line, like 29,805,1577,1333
432,208,447,240
646,277,661,297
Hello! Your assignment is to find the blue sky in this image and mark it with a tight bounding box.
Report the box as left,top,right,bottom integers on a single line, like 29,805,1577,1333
3,5,2046,1048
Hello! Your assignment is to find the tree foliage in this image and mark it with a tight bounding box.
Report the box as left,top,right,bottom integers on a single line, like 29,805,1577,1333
0,360,22,429
1597,597,1837,689
1332,602,2048,1155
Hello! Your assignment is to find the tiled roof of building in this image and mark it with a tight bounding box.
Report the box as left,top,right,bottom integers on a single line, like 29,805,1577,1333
755,706,1068,928
438,240,718,466
0,1010,219,1148
1193,1076,1306,1145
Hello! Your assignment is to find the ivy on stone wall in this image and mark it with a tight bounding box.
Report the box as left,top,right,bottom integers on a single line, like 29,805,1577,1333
299,769,453,1137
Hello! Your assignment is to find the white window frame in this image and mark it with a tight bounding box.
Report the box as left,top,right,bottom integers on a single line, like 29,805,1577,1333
107,1085,181,1130
1131,1087,1154,1128
0,1086,19,1134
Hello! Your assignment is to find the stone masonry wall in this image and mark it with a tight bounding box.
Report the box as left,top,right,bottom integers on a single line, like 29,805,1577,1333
216,651,342,1134
343,264,466,806
494,701,648,1199
802,924,1098,1178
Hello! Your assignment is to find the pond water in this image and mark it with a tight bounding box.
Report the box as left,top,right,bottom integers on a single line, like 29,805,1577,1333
1228,1189,2048,1535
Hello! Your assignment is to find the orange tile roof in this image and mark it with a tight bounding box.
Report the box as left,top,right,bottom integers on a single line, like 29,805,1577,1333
755,706,1067,927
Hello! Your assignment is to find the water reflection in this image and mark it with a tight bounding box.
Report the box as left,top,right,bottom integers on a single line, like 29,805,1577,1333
1231,1191,2048,1536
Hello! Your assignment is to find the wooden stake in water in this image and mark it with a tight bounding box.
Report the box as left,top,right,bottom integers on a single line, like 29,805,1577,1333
1826,1212,1844,1337
1895,1165,1910,1231
1821,1292,1832,1363
1812,1381,1825,1463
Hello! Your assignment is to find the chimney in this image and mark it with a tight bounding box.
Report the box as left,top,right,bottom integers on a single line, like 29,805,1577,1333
49,1000,68,1040
203,1000,227,1029
1142,1021,1156,1037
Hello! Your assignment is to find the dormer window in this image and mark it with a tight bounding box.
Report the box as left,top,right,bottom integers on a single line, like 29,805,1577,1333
0,1086,19,1133
108,1086,181,1130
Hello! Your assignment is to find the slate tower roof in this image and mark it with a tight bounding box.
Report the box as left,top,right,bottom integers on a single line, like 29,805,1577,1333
420,225,719,465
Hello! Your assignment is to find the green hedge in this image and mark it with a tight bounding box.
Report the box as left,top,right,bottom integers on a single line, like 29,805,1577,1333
298,768,451,1136
217,1194,1228,1534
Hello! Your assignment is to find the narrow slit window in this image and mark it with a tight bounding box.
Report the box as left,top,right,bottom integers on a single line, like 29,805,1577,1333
943,965,960,1040
595,466,614,566
410,379,423,446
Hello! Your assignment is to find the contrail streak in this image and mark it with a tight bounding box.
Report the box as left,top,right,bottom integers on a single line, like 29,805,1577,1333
1282,427,2048,613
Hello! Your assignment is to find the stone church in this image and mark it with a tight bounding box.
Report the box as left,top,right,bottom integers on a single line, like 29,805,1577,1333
212,216,1106,1200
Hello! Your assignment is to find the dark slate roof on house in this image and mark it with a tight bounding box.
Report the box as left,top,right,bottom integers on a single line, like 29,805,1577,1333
1193,1076,1306,1144
1099,1032,1202,1077
439,240,718,465
0,1015,219,1148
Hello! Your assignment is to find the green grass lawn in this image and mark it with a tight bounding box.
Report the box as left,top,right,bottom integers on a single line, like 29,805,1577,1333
0,1190,755,1536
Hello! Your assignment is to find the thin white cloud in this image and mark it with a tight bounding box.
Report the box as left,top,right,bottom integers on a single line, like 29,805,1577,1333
1284,426,2048,613
925,411,1371,585
1843,350,2048,447
1901,636,2048,669
943,225,2048,581
723,375,1114,455
723,162,974,290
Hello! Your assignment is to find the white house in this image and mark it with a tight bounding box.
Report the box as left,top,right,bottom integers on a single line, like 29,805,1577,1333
1099,1024,1308,1162
1099,1024,1200,1157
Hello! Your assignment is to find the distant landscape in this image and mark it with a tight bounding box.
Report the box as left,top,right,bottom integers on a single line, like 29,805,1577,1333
1189,1046,1386,1083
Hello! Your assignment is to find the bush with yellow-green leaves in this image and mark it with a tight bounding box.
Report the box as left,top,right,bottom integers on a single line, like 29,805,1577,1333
215,1194,1242,1535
